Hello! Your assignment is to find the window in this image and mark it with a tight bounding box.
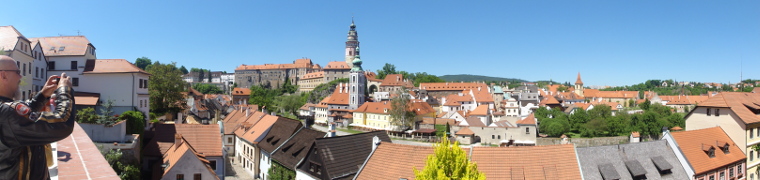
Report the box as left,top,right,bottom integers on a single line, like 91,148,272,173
752,129,754,139
72,78,79,86
35,67,38,78
144,80,148,88
720,172,725,180
59,46,65,51
492,135,495,139
707,108,712,116
228,137,233,144
48,61,55,70
70,61,77,70
730,166,735,177
176,174,184,180
722,145,730,154
193,174,201,180
751,151,754,161
28,62,31,74
22,63,26,76
716,109,720,117
209,160,217,170
526,127,530,134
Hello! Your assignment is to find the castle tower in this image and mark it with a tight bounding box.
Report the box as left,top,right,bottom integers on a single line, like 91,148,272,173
345,18,359,67
575,72,584,97
349,46,367,109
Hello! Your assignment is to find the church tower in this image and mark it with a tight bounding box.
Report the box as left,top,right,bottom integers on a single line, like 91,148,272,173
574,72,584,97
345,19,359,67
349,46,367,109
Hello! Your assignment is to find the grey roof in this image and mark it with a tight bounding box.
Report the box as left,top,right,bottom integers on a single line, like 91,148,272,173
576,141,689,180
314,131,392,179
271,127,326,169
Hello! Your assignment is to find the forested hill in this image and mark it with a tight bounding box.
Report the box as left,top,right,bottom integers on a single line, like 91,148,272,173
439,74,526,82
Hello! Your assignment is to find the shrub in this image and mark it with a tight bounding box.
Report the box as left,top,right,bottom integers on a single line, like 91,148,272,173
120,111,146,134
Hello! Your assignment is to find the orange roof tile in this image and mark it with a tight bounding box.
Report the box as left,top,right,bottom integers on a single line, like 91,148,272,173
575,72,584,84
443,93,472,106
301,71,324,79
232,87,251,96
29,36,93,56
455,127,474,135
83,59,150,75
631,131,640,138
379,74,414,88
323,61,351,70
234,59,317,71
354,101,391,114
355,143,434,180
0,26,26,52
540,95,561,105
470,144,582,179
419,82,488,91
173,124,223,156
162,135,218,178
469,105,489,116
587,90,639,99
516,113,536,125
410,102,435,115
327,84,350,105
670,127,746,174
693,92,760,124
316,96,331,108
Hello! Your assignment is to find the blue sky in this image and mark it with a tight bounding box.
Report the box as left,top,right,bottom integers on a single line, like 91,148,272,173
3,1,758,86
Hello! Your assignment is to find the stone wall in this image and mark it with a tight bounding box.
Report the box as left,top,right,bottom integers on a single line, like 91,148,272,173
79,120,127,143
536,136,629,147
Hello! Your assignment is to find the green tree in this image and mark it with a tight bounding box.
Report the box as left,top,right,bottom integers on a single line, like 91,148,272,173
569,109,590,132
147,61,187,115
274,93,304,116
557,86,569,92
410,72,445,87
580,118,607,137
134,57,152,70
639,99,651,110
268,161,295,180
389,88,416,131
198,69,205,82
207,69,212,83
98,99,118,126
179,65,189,74
281,78,298,94
376,63,397,79
76,107,99,124
539,116,571,137
249,85,279,112
193,83,223,94
414,135,485,180
120,111,146,135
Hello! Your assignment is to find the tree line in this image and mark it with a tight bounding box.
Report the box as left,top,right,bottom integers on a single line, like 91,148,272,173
536,101,684,138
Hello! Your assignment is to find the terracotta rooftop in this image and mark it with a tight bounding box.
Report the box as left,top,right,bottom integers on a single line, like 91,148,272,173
353,101,392,114
235,59,317,70
56,122,120,180
455,127,475,135
443,93,473,106
459,116,486,127
323,61,351,70
690,92,760,124
354,143,434,180
162,135,218,179
231,87,251,96
83,59,150,75
471,144,582,179
421,117,456,125
145,124,223,157
469,104,489,116
539,95,561,105
516,113,536,125
0,26,26,52
327,84,350,105
379,74,414,88
670,127,746,174
586,90,639,99
29,36,93,56
660,95,711,105
301,71,324,79
419,82,488,91
575,72,584,85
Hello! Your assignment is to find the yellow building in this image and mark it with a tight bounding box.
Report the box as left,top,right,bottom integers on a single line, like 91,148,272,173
351,101,435,132
685,92,760,179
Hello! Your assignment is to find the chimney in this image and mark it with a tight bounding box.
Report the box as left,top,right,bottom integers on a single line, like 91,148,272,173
246,108,250,117
372,136,381,151
328,122,337,137
174,134,183,145
340,83,343,93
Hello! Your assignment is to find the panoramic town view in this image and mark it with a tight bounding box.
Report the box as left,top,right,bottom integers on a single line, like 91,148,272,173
1,1,759,180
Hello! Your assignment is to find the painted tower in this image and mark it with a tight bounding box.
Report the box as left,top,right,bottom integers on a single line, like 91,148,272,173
349,46,367,109
575,72,584,97
345,19,359,67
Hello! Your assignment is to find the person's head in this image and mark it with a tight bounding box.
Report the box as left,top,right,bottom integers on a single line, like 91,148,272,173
0,55,21,99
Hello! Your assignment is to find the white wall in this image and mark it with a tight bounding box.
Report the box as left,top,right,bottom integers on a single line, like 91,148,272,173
79,73,150,116
295,169,318,180
259,152,272,180
162,149,217,180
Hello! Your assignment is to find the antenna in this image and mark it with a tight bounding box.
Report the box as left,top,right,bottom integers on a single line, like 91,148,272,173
77,30,81,36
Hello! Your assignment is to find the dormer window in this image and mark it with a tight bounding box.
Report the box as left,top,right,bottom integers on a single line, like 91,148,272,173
703,144,716,158
59,46,65,51
717,141,730,154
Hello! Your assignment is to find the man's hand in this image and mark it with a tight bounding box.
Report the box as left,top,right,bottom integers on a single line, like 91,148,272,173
40,73,72,98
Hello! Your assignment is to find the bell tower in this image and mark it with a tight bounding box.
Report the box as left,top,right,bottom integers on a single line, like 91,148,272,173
575,72,584,97
349,46,366,110
345,18,359,67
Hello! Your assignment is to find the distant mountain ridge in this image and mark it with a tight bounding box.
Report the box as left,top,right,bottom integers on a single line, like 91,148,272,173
439,74,527,82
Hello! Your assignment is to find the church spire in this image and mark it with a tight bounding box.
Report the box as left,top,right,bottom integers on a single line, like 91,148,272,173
345,18,359,67
575,72,584,85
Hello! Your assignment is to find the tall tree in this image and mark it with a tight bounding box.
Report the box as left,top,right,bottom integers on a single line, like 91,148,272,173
135,57,152,70
414,135,485,180
147,61,186,115
193,83,223,94
376,63,397,79
389,88,416,131
179,65,189,74
198,69,205,82
207,69,212,82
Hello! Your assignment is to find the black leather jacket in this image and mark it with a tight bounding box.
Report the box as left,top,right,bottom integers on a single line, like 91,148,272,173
0,86,75,180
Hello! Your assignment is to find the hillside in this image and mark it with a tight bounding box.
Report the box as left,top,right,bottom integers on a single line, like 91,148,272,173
439,74,527,82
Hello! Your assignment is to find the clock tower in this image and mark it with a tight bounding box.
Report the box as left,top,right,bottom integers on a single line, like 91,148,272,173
345,19,359,67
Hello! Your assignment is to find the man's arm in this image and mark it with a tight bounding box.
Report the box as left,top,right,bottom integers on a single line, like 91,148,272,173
1,86,75,148
25,92,49,112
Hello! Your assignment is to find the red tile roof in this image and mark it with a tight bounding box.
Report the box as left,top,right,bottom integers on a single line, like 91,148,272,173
419,82,488,91
471,144,582,179
575,72,583,85
0,26,25,51
660,95,711,105
516,113,536,125
83,59,150,75
670,127,746,174
693,92,760,124
353,101,392,114
56,123,120,180
232,87,251,96
456,127,475,135
540,95,561,105
586,90,639,99
301,71,324,79
235,59,316,70
323,61,351,70
460,116,486,127
162,135,218,179
29,36,93,56
355,143,434,180
145,124,223,157
327,84,350,105
469,105,489,116
380,74,414,88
